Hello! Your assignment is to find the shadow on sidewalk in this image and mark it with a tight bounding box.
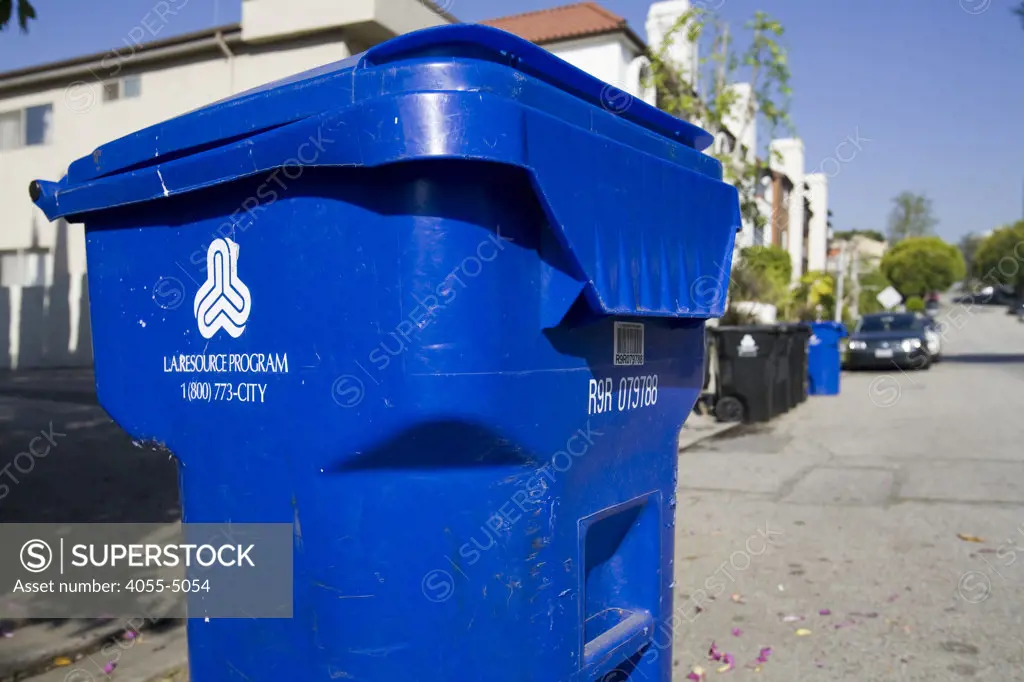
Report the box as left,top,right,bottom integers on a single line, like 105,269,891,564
0,398,182,680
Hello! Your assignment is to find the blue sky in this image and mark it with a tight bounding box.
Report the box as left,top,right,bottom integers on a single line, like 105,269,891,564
2,0,1022,242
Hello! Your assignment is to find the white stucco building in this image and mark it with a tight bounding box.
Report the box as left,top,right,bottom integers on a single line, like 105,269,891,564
0,0,452,369
0,0,828,369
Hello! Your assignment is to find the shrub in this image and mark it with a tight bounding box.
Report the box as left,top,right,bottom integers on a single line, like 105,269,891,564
905,296,925,312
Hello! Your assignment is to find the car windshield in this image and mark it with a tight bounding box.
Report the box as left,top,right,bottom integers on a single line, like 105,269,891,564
857,314,920,333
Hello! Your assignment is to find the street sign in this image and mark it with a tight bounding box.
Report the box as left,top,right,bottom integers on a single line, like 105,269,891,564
876,286,902,310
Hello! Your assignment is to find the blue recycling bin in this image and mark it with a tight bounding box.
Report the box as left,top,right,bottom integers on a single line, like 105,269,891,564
31,25,739,682
808,321,848,395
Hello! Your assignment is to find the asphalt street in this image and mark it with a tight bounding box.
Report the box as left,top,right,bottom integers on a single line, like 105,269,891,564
671,302,1024,681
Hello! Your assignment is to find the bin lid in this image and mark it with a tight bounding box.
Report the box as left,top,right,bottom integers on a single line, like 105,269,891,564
713,325,784,334
810,321,848,334
50,24,713,190
32,24,740,323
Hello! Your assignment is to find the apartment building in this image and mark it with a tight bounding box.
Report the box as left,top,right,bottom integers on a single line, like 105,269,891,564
0,0,827,368
0,0,451,368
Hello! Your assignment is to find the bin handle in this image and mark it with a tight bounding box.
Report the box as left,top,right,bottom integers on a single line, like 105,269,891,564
581,609,654,681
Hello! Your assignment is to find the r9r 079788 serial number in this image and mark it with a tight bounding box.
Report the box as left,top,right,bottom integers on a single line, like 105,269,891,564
587,375,658,415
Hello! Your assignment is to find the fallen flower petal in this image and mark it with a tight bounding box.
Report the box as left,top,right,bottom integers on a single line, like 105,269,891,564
103,661,118,675
818,609,831,616
795,628,812,636
756,647,773,664
781,615,804,623
121,631,137,640
957,533,984,543
708,641,722,661
730,593,744,604
54,657,72,666
834,620,856,629
717,653,735,673
731,628,742,637
686,665,707,681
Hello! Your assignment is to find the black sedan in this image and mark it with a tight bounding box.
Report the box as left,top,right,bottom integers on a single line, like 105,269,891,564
844,313,932,370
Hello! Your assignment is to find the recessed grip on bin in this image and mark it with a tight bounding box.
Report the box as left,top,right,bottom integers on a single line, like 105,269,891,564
582,609,655,680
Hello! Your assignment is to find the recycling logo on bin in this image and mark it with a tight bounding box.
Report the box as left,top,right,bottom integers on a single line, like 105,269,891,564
810,334,821,346
737,334,758,357
194,237,252,339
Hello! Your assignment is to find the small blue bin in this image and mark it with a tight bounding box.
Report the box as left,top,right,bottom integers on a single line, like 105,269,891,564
808,321,848,395
31,25,740,682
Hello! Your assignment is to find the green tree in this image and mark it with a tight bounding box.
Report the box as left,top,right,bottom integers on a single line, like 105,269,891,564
958,232,984,279
648,9,792,236
973,220,1024,296
0,0,35,32
740,244,791,301
879,236,965,298
791,270,835,321
905,296,925,312
720,257,773,324
833,229,885,243
887,192,937,244
857,268,891,316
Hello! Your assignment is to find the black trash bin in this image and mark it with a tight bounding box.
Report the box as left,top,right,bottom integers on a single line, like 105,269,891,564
710,325,783,423
792,324,811,405
772,327,792,417
780,323,811,408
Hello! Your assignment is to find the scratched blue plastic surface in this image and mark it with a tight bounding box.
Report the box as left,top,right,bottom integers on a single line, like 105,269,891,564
34,24,739,682
808,321,847,396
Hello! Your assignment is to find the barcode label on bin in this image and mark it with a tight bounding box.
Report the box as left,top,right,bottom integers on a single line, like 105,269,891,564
614,322,645,366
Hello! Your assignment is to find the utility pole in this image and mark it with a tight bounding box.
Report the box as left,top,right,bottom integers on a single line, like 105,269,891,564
834,242,847,323
850,243,860,320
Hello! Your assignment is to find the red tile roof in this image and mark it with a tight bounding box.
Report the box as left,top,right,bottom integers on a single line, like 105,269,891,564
481,2,642,47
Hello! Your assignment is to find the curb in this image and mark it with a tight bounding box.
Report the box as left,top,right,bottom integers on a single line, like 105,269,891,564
678,420,742,452
143,663,188,682
0,620,179,682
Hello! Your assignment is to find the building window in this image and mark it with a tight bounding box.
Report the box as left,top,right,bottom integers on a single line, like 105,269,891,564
103,75,142,103
0,104,52,150
124,75,142,98
0,110,20,150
